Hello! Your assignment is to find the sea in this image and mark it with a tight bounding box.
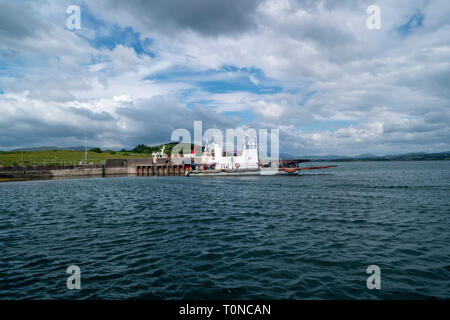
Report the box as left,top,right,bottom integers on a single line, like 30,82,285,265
0,161,449,299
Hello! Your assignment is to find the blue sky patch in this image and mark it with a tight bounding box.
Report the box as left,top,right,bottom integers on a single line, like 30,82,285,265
76,4,154,57
146,65,282,95
397,11,424,36
299,120,358,133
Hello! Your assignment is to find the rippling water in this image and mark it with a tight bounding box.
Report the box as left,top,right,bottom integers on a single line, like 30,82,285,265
0,161,449,299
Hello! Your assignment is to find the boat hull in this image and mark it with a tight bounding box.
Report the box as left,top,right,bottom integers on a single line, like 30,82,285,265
186,168,299,176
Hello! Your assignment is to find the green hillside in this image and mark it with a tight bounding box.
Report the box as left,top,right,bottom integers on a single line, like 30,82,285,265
0,143,198,166
0,150,149,166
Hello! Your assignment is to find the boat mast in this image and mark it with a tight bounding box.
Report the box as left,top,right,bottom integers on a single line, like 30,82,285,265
84,134,87,165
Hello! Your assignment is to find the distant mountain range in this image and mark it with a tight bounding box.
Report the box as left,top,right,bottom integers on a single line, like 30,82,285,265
10,146,62,152
10,146,93,152
285,151,450,161
280,153,375,160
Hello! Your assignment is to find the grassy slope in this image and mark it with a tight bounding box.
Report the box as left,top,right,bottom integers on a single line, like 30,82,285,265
0,143,199,166
0,150,153,166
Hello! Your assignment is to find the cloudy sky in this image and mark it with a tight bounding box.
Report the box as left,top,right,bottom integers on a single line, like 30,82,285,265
0,0,449,155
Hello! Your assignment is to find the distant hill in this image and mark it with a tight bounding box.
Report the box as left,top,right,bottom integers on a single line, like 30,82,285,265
11,146,61,152
290,154,352,160
354,153,377,159
63,146,89,151
9,146,96,152
375,151,450,161
309,151,450,161
279,153,298,159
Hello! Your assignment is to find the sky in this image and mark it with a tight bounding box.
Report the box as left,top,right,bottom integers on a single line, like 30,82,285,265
0,0,449,155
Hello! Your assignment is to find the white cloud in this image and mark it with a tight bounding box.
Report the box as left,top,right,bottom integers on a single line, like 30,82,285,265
0,0,449,155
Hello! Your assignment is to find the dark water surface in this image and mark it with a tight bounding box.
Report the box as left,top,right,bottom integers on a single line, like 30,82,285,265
0,161,449,299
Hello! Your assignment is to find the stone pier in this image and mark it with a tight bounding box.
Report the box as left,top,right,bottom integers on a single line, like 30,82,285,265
105,158,185,176
0,158,185,181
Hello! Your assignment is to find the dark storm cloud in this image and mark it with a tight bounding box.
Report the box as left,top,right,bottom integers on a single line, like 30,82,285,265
0,100,119,149
99,0,260,36
0,116,90,148
285,0,366,14
0,95,241,150
320,0,366,11
383,120,446,134
0,0,42,38
116,95,241,145
65,107,114,121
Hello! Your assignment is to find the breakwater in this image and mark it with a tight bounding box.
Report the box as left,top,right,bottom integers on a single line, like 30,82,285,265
0,164,104,179
0,158,185,180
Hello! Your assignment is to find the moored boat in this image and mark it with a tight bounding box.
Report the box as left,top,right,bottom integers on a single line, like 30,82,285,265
184,138,336,176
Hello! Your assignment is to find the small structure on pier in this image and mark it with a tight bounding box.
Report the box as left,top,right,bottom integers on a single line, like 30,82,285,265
151,146,168,159
105,157,184,176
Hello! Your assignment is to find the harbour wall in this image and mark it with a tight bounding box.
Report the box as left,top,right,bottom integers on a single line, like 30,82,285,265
0,165,104,179
0,158,186,180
